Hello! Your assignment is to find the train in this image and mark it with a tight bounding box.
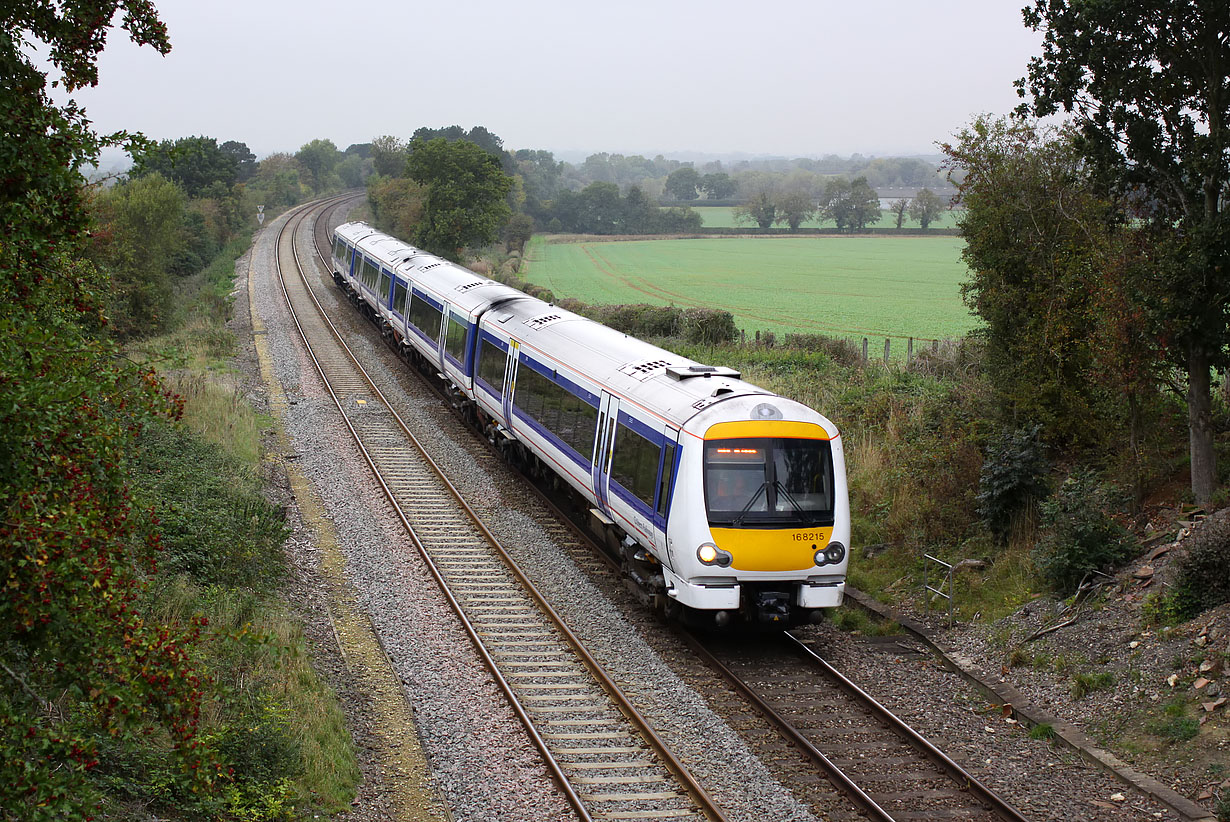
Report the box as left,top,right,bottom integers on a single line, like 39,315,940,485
329,221,850,627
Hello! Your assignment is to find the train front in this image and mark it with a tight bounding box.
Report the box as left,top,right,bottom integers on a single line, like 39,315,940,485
668,398,850,627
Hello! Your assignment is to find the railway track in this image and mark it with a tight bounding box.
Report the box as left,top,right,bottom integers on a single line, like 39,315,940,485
274,198,725,822
682,630,1031,822
287,198,1035,822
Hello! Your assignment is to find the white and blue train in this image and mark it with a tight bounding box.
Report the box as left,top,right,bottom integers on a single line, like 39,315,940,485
330,221,850,626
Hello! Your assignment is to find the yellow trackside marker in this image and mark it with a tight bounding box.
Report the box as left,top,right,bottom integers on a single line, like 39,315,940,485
356,399,367,405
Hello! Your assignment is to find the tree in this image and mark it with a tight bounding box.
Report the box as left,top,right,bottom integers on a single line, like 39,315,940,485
370,135,408,177
889,198,910,228
367,175,426,240
0,3,235,812
774,186,816,230
295,138,341,194
908,188,946,229
700,172,738,200
664,167,701,200
943,116,1133,448
846,177,881,231
503,213,535,253
734,189,776,229
405,137,512,258
90,173,186,339
219,140,256,182
1018,0,1230,505
130,136,239,197
251,152,305,208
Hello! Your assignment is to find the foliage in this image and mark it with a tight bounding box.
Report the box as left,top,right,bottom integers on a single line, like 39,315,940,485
370,135,408,177
822,176,881,231
1171,510,1230,619
130,421,287,590
0,3,167,311
1071,670,1114,699
406,137,513,259
295,138,341,194
774,186,816,230
366,175,426,241
908,188,946,229
976,424,1049,545
944,116,1135,448
1033,469,1134,595
0,311,221,817
131,136,239,197
664,166,701,200
1018,0,1230,505
89,172,186,339
700,172,738,200
540,182,701,235
733,188,776,229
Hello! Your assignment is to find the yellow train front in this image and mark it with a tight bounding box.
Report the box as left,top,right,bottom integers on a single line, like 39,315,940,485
664,398,850,628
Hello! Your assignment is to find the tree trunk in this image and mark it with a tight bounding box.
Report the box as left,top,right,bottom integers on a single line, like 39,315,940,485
1187,344,1216,506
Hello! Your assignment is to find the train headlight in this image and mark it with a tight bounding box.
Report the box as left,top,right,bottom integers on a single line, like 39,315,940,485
697,543,733,567
815,541,846,566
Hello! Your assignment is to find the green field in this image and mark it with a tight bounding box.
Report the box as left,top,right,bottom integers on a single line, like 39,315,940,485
522,236,976,342
691,206,964,230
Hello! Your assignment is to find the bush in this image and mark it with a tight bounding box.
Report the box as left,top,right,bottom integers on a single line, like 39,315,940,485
680,307,738,345
977,424,1050,544
1033,468,1134,594
1172,509,1230,618
130,420,287,591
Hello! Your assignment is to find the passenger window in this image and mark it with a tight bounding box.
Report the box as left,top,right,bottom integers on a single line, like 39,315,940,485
478,340,505,393
445,314,468,363
612,421,659,509
393,281,408,316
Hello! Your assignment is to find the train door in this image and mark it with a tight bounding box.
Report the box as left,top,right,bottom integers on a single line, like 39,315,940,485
652,428,680,557
501,340,520,424
592,392,620,517
435,307,447,374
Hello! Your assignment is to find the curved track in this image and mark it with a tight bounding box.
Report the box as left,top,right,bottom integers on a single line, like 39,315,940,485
274,198,726,822
281,197,1034,822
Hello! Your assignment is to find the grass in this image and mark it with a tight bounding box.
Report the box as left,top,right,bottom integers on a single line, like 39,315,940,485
521,234,976,343
1071,671,1115,699
690,205,965,231
120,237,361,815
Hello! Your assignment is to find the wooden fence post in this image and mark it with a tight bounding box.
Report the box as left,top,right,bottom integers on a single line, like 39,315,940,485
883,338,890,365
908,337,914,364
862,337,869,362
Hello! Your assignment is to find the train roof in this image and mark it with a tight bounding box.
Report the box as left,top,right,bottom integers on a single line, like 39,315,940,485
493,297,780,429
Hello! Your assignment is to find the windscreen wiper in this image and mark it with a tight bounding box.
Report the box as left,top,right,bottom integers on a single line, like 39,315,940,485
731,481,771,526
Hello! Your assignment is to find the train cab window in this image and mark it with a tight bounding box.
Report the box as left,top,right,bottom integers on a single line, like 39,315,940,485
407,293,443,342
332,237,345,260
379,270,392,303
477,339,505,393
393,281,408,316
611,422,658,509
704,438,834,527
445,314,468,364
655,441,677,518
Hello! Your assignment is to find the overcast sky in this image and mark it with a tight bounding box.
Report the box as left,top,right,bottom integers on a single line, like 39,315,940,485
54,0,1045,161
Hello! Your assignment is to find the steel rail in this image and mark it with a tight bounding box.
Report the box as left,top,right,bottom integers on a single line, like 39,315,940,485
273,200,594,822
783,632,1031,822
282,200,728,822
